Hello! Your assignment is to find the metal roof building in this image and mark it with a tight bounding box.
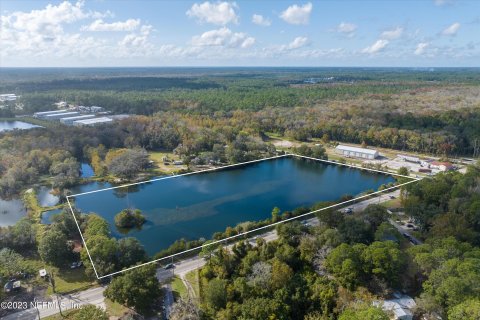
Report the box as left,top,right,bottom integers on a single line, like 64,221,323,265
60,114,95,125
73,117,113,126
335,145,379,159
44,111,79,120
34,109,68,118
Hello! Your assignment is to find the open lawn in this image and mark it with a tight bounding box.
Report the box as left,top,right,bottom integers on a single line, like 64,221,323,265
170,276,188,300
47,267,95,294
42,309,79,320
149,151,187,174
23,258,96,295
381,197,402,209
105,298,130,318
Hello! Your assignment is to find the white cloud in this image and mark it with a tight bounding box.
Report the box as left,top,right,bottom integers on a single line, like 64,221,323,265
336,22,357,35
442,22,460,36
286,36,308,49
82,19,140,32
414,42,429,55
380,26,403,40
0,1,112,60
280,3,312,25
186,1,238,25
191,27,255,48
362,39,389,54
119,25,152,47
252,14,271,26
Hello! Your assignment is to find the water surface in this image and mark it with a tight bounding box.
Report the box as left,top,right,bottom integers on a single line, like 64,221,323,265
0,120,42,132
80,163,94,178
41,208,63,224
71,156,395,256
0,198,27,227
37,186,60,207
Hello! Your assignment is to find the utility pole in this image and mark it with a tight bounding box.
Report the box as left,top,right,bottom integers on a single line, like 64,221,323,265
49,271,64,318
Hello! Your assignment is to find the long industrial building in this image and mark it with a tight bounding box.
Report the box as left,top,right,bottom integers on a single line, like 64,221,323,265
73,117,113,126
335,145,379,159
34,109,68,118
60,114,96,125
44,111,80,120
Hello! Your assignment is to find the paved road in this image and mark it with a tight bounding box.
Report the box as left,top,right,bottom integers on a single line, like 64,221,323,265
351,189,401,212
389,219,423,245
3,286,106,320
161,283,174,318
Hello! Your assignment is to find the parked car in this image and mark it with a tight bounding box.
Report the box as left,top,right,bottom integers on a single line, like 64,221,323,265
70,261,83,269
389,195,396,199
164,263,175,270
343,208,353,214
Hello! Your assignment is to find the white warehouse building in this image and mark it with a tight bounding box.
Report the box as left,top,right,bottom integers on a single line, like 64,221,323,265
60,114,95,125
34,109,68,118
44,111,79,121
73,117,113,127
335,145,379,159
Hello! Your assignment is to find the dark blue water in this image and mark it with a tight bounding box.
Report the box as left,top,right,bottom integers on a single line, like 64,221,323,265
41,208,63,224
80,163,95,178
0,121,42,132
71,156,394,256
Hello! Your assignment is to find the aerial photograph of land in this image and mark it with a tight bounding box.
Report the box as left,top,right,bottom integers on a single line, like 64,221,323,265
0,1,479,320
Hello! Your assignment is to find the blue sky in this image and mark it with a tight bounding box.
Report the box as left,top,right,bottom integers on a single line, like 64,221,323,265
1,0,479,67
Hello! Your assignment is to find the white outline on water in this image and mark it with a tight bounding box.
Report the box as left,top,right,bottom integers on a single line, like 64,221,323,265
66,153,420,279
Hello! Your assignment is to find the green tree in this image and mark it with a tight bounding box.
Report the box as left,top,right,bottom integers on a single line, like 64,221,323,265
271,207,281,222
104,264,161,314
338,305,389,320
84,214,110,239
338,217,373,244
361,241,405,287
38,228,72,267
117,237,147,268
270,258,293,290
0,248,24,277
114,209,146,229
362,205,389,231
448,299,480,320
204,278,227,311
73,305,108,320
325,243,365,290
83,235,119,277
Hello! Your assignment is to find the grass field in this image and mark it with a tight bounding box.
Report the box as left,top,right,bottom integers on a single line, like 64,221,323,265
105,298,130,317
170,276,188,300
185,270,200,299
148,151,187,174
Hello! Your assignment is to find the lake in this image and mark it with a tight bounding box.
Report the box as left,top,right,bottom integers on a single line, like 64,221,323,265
0,120,42,132
0,198,27,227
70,156,395,257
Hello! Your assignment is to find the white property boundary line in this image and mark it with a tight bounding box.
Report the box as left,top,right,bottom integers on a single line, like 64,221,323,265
66,153,419,279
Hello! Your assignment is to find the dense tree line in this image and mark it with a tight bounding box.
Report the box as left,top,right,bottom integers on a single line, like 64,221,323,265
78,214,148,277
404,165,480,244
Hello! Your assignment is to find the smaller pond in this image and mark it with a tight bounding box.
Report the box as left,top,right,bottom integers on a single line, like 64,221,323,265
37,186,60,207
0,120,42,132
80,163,95,178
41,208,63,224
0,198,27,227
